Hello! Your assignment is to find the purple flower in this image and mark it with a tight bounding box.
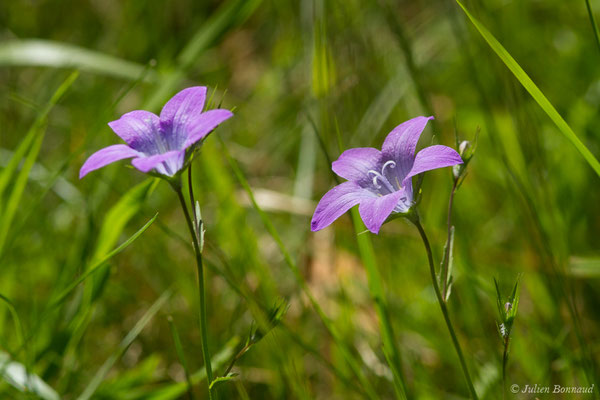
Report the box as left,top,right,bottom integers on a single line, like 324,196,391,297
311,116,463,234
79,86,233,179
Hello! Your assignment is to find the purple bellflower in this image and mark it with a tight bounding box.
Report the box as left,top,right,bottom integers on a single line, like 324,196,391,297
311,116,463,234
79,86,233,179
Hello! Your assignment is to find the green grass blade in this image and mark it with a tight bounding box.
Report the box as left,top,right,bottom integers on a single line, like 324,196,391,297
585,0,600,54
142,339,238,400
143,0,263,111
351,210,408,400
220,138,379,400
91,178,158,262
76,290,171,400
0,294,24,359
0,71,79,258
0,132,44,258
0,71,78,202
0,40,156,82
49,213,158,309
167,316,195,400
456,0,600,177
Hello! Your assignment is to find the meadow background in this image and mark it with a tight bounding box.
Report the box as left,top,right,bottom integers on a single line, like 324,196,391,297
1,0,599,399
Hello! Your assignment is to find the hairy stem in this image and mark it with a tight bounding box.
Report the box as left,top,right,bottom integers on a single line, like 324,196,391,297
174,179,215,400
411,216,478,400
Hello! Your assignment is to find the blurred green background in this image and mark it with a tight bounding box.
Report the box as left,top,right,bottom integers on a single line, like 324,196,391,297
1,0,599,398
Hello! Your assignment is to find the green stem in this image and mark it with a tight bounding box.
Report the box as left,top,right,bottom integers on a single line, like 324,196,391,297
585,0,600,55
502,337,509,400
411,216,478,400
441,178,459,299
174,179,215,400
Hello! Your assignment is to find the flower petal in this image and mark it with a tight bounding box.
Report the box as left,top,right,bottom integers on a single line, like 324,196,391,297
182,109,234,148
107,111,161,154
79,144,141,179
311,181,376,232
331,147,382,182
131,150,185,176
402,145,463,187
358,190,407,234
381,116,434,177
159,86,207,148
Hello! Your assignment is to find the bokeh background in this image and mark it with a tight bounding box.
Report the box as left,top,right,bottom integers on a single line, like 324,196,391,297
1,0,599,398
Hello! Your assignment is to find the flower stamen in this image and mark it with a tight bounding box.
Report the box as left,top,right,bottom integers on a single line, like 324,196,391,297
367,169,395,193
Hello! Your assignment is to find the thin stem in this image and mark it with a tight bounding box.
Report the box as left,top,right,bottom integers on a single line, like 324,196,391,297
502,337,509,400
585,0,600,55
224,342,252,377
411,216,478,400
173,180,215,400
441,178,459,299
188,167,199,232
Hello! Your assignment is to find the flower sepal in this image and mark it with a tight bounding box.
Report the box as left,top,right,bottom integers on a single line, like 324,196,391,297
383,205,419,227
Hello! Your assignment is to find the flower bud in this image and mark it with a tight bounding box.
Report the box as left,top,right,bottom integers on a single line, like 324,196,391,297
459,140,474,160
453,140,476,179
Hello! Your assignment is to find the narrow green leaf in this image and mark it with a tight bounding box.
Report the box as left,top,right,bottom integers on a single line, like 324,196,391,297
351,209,408,400
569,256,600,277
493,278,505,320
0,71,79,258
220,138,379,400
76,290,172,400
91,178,158,262
143,338,238,400
49,213,158,309
0,294,24,356
456,0,600,177
143,0,263,111
0,40,156,82
167,317,194,400
96,355,161,395
440,225,455,302
0,70,78,200
585,0,600,55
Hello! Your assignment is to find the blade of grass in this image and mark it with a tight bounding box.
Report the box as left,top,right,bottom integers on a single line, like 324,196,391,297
91,179,158,262
167,316,195,400
141,338,238,400
0,71,79,258
143,0,263,111
351,210,409,400
0,294,24,355
56,179,159,389
219,137,380,400
314,114,409,399
585,0,600,55
48,213,158,309
76,290,171,400
0,40,156,82
455,0,600,177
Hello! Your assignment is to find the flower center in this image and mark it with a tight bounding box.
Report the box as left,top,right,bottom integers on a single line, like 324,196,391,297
367,160,399,193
